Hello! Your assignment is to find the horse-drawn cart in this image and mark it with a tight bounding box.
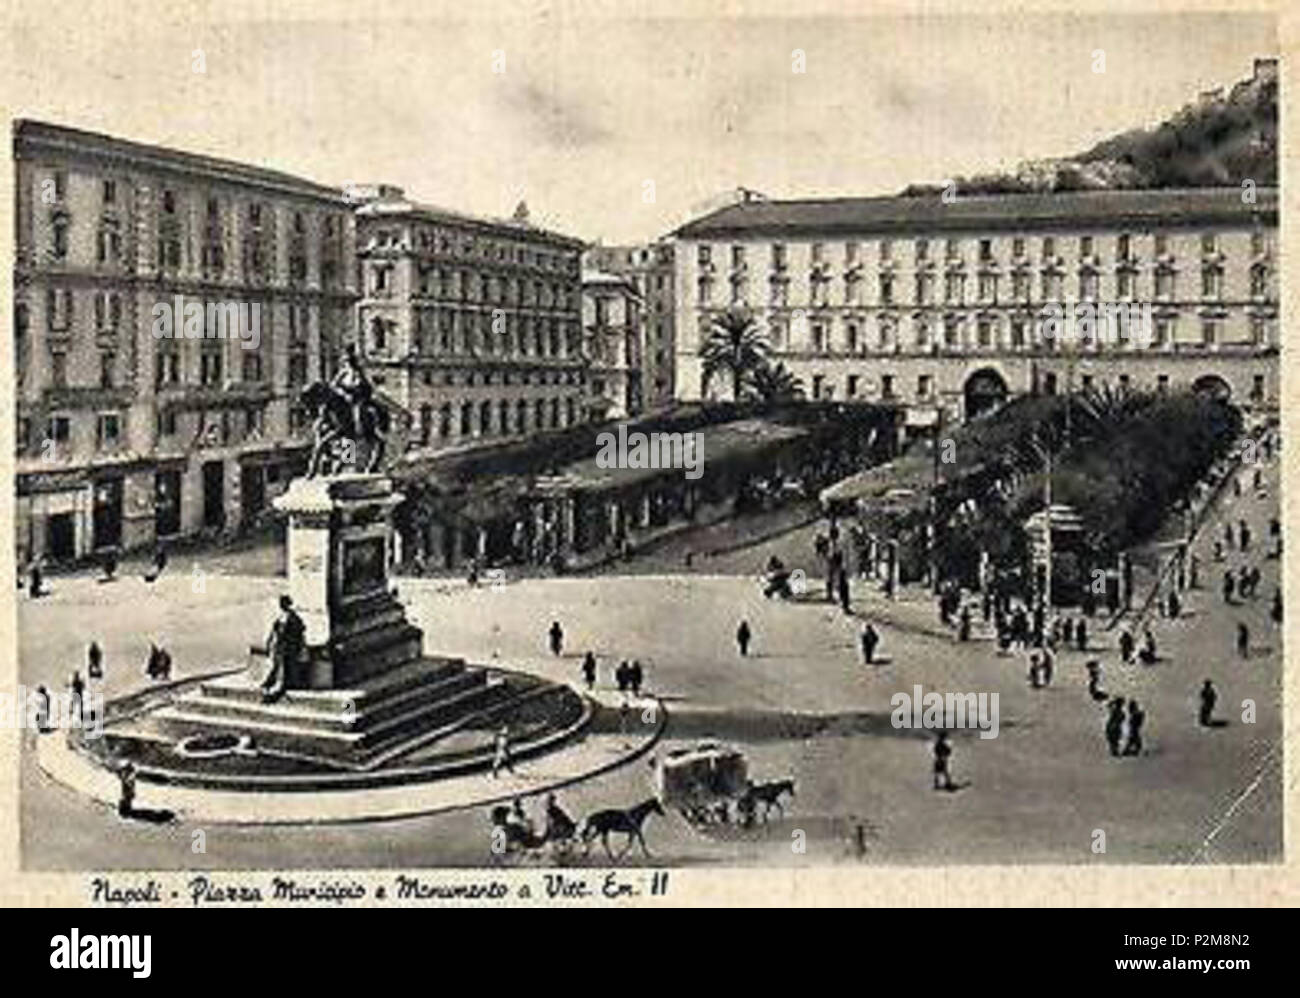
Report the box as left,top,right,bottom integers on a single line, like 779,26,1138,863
656,741,750,825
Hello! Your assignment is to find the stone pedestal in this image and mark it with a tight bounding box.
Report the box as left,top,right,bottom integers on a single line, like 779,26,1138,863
273,474,410,690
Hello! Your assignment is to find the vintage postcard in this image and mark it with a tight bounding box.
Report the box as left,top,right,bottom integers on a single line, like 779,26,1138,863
0,0,1295,912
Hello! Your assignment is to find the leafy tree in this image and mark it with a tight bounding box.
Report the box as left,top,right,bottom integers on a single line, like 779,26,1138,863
747,360,805,404
700,308,768,401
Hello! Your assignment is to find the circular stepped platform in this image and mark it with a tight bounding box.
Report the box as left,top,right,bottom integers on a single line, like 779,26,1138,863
78,665,594,792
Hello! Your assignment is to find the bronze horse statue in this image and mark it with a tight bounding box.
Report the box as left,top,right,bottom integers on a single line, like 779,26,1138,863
300,381,391,476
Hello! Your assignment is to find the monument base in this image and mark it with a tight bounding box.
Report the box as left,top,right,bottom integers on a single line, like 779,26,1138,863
153,474,517,769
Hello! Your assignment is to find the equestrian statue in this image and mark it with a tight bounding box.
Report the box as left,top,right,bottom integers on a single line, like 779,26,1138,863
300,343,394,476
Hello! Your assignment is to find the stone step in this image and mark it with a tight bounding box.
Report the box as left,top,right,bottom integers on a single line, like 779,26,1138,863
153,674,509,765
173,667,487,735
199,657,465,710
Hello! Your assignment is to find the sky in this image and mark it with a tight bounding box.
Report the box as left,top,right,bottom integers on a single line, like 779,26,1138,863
5,6,1278,245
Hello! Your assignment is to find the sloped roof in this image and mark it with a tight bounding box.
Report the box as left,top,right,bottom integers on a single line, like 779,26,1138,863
674,187,1277,239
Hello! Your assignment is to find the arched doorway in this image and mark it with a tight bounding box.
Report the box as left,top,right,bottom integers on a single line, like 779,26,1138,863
964,368,1009,419
1192,374,1231,401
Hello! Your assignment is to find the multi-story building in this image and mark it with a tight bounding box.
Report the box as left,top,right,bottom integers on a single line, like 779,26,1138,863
581,268,644,419
352,189,587,456
13,120,358,563
672,187,1278,424
584,241,675,408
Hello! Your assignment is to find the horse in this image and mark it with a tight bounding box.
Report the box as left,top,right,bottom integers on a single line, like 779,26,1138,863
740,778,796,822
580,798,665,860
299,381,390,475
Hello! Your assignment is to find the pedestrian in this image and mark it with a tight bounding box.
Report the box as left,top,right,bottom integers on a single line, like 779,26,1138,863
117,761,136,819
491,724,515,777
1272,588,1282,626
1167,589,1180,619
1233,476,1243,498
1223,522,1234,549
1028,653,1043,689
1199,679,1218,727
932,731,954,791
1040,646,1055,686
1237,565,1251,598
548,620,564,657
34,685,51,733
860,621,879,665
87,641,103,681
581,651,596,690
1239,520,1251,552
69,671,85,724
1075,618,1088,652
1118,628,1135,664
1189,553,1200,588
1062,617,1074,645
28,558,44,599
100,549,118,582
1236,622,1249,659
144,545,167,584
1253,467,1262,492
629,660,644,696
1138,627,1157,665
958,606,971,642
1087,659,1107,702
837,570,851,614
736,619,752,657
1123,700,1145,756
1223,570,1236,604
1105,698,1126,757
615,660,629,692
1213,539,1225,562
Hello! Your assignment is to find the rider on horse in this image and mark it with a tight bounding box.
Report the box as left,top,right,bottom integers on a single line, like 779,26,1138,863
330,343,372,439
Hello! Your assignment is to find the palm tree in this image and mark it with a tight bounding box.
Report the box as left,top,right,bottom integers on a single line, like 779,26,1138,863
700,308,768,401
747,361,805,404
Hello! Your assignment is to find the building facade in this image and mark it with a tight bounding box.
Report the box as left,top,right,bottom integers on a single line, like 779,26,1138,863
13,120,358,563
352,190,588,458
584,241,676,408
672,187,1279,424
581,269,644,419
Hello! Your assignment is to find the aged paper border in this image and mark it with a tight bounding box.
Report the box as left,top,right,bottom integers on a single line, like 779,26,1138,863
0,0,1294,907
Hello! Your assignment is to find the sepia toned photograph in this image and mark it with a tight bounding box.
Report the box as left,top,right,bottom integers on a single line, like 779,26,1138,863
1,1,1288,900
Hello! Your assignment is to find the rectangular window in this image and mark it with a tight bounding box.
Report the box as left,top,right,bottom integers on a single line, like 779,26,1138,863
915,239,928,261
1012,237,1025,258
979,239,992,261
99,352,114,388
881,374,895,398
1155,233,1169,256
1080,235,1094,256
1251,231,1266,256
1117,234,1131,260
771,243,786,269
1042,237,1056,259
96,412,121,449
1156,374,1169,395
918,374,932,398
51,351,67,387
1201,233,1217,254
847,374,859,398
47,415,71,443
103,179,116,204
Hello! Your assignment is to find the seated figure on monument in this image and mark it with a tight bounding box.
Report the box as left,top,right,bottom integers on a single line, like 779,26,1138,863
301,344,392,476
262,595,305,702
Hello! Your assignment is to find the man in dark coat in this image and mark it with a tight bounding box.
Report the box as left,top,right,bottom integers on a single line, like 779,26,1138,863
263,595,304,702
736,620,752,657
1105,698,1126,757
1124,700,1145,756
860,621,879,665
1199,679,1217,727
548,620,564,656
